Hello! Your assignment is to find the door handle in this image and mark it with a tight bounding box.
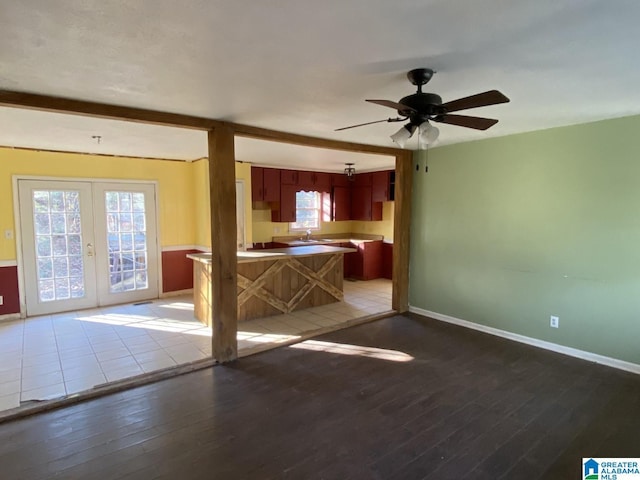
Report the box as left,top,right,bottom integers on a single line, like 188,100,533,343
86,243,94,257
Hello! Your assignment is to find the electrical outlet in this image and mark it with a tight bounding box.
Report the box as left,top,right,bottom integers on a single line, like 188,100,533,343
550,315,559,328
0,295,4,306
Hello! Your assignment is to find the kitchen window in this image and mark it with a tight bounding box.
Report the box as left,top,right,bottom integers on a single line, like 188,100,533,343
290,191,321,230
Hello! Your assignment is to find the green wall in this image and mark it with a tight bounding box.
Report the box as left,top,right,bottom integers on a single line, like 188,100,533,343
409,115,640,365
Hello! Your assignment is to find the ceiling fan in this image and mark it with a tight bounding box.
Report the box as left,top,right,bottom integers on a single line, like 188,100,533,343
336,68,510,147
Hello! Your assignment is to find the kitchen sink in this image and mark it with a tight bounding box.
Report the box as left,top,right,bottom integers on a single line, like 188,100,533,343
293,238,338,244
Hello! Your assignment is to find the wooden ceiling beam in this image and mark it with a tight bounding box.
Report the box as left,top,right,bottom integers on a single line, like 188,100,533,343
231,123,402,156
0,90,220,130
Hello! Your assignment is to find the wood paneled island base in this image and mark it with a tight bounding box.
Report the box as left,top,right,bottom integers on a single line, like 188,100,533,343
188,245,356,325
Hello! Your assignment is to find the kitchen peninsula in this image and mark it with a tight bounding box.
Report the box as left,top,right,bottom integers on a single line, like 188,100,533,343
188,244,355,325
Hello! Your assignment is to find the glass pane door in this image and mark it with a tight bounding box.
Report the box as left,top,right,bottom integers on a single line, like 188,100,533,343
105,191,149,293
34,190,85,301
19,180,97,316
93,183,159,306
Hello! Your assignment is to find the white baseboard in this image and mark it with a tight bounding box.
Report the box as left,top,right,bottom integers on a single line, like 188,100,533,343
160,289,193,298
0,313,21,322
409,306,640,375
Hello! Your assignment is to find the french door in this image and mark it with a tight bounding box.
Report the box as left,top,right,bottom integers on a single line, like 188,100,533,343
18,179,159,316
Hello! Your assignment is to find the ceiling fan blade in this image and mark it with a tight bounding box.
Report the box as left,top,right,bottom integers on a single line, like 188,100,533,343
434,114,499,130
441,90,510,113
335,117,405,131
366,99,416,113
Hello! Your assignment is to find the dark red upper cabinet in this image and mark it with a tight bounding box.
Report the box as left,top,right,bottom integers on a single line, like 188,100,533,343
332,173,351,187
313,172,331,192
297,170,315,189
332,186,351,221
351,185,382,221
281,169,299,185
350,185,372,220
262,168,281,202
252,166,281,203
353,173,372,186
298,171,332,192
372,170,390,202
273,184,298,223
257,167,389,223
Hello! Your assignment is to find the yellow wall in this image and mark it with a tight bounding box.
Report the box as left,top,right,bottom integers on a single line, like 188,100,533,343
192,159,210,248
0,147,196,261
191,159,253,249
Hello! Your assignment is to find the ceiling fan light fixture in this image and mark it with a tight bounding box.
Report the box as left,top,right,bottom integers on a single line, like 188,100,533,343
390,124,416,148
344,162,356,180
418,121,440,149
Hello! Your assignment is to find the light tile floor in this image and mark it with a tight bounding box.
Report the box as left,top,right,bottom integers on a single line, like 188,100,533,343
0,279,392,412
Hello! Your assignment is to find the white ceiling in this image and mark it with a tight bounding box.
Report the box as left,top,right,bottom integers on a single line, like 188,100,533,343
1,0,640,171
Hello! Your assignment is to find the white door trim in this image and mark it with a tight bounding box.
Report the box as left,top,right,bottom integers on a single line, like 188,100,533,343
14,175,29,318
236,180,246,251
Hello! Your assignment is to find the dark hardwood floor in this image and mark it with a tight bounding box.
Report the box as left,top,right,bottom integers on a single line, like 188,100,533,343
0,313,638,479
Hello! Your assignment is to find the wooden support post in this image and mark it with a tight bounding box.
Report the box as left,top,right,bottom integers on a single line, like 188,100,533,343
392,150,413,312
208,125,238,362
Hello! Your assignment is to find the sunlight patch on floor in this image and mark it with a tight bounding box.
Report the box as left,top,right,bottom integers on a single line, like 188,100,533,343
238,331,301,343
290,340,414,362
73,313,210,336
157,302,195,311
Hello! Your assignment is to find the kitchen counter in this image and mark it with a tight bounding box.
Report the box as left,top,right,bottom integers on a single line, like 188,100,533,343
270,234,384,248
188,245,355,324
188,245,355,264
277,238,378,247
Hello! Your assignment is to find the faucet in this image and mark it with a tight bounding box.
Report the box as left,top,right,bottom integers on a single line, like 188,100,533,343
305,229,312,241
